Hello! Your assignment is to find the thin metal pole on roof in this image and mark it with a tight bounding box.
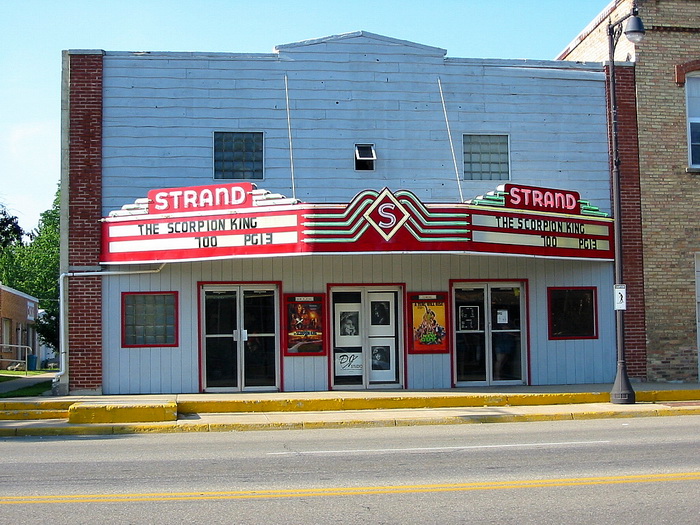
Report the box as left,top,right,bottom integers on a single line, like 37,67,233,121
284,74,297,200
438,77,464,202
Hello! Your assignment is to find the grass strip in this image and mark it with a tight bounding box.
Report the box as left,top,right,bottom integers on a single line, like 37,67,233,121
0,370,51,376
0,381,52,398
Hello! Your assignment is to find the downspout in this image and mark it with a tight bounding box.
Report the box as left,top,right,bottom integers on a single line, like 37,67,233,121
54,263,166,393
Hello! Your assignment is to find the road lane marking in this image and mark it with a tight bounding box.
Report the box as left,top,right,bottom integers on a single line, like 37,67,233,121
3,472,699,505
267,440,611,455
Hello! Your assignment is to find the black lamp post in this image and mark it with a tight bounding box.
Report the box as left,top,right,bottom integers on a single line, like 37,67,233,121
608,4,645,404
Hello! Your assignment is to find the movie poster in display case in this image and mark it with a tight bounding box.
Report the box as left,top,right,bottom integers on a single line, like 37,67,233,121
284,294,326,356
409,293,449,354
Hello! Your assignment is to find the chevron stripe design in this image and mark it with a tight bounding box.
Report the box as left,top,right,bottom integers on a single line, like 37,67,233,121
302,188,470,244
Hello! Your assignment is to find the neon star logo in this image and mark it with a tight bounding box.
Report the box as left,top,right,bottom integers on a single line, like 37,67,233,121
363,188,410,241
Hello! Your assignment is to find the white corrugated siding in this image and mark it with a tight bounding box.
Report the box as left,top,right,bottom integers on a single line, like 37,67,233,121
100,34,609,215
102,254,615,394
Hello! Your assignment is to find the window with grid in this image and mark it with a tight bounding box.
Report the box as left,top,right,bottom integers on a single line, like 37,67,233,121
686,76,700,167
463,134,510,180
214,132,264,180
122,292,178,347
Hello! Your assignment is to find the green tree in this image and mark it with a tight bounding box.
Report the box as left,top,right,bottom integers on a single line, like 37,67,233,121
0,206,23,249
0,187,60,351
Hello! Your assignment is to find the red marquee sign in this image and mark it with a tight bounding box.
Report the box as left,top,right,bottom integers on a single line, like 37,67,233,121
101,183,614,264
147,182,255,214
503,183,581,215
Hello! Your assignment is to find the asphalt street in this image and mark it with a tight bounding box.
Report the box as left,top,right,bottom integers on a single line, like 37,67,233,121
2,415,699,524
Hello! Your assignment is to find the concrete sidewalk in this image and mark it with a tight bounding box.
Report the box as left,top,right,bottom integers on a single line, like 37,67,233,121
1,382,700,437
0,373,53,394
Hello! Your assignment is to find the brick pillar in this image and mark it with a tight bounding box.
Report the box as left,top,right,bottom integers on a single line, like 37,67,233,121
67,52,104,393
607,64,648,380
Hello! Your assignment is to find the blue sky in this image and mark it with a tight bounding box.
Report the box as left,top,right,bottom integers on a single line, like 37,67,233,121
0,0,612,231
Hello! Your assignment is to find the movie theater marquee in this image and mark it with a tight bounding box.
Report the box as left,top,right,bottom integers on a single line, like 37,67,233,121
101,182,614,264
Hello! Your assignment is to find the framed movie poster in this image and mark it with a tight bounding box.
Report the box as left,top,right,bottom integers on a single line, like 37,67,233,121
284,294,326,356
369,292,395,337
335,304,362,347
369,338,396,382
409,293,449,354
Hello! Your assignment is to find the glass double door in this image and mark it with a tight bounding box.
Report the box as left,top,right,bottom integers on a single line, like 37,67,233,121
331,288,402,388
202,285,278,391
454,283,525,385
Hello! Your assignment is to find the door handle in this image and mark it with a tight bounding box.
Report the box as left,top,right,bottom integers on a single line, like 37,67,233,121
234,329,249,342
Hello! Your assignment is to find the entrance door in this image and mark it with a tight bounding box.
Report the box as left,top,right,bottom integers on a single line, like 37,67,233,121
454,283,525,385
202,285,278,391
331,288,402,388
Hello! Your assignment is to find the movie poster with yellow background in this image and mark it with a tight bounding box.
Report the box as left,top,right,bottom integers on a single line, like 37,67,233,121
410,293,449,353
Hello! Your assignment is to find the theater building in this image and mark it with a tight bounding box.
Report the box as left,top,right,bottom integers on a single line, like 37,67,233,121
59,32,621,394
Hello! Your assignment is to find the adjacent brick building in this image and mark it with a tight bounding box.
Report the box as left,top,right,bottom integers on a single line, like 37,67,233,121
560,0,700,381
0,283,39,367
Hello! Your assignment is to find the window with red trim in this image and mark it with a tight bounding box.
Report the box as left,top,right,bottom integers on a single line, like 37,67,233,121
548,287,597,340
122,292,178,347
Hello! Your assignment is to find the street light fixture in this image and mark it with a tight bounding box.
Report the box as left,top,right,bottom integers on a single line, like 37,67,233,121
608,4,645,404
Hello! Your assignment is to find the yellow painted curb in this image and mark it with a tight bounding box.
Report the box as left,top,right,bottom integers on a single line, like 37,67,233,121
302,419,398,430
505,393,609,405
15,425,114,436
111,423,182,434
0,400,74,410
394,417,460,427
0,409,68,420
176,423,221,432
654,406,700,416
177,393,613,414
637,390,700,403
208,422,303,432
68,401,178,424
2,401,700,438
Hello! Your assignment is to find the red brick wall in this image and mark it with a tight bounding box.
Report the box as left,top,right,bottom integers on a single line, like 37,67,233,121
607,64,648,379
67,52,103,393
562,0,700,383
0,287,38,360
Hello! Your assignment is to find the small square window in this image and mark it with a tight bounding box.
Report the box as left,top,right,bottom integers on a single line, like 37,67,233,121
214,132,263,179
122,292,178,347
548,288,597,340
463,134,510,180
355,144,376,171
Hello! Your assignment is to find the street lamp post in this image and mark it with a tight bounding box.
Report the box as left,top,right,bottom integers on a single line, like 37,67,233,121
608,4,645,404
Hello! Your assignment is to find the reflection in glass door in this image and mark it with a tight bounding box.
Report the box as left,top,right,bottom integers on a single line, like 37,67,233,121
331,289,401,388
454,283,525,385
203,286,278,391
